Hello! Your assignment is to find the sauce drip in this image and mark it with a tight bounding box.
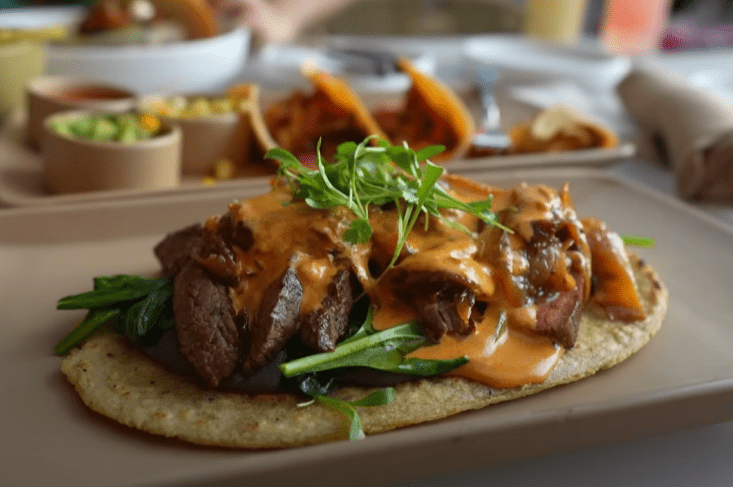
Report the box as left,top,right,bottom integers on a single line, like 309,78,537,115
211,176,633,390
408,309,562,388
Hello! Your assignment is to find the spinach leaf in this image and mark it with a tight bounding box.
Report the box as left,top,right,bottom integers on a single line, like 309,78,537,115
279,307,468,378
54,275,173,355
310,388,397,441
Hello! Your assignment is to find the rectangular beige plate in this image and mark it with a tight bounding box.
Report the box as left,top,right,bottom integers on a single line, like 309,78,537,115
0,110,633,207
2,168,732,487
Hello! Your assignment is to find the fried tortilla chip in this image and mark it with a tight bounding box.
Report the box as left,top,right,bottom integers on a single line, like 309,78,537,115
60,255,667,449
372,58,476,163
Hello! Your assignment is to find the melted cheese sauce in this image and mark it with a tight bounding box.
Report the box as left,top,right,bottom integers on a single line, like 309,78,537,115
409,308,562,388
227,187,366,316
220,177,587,389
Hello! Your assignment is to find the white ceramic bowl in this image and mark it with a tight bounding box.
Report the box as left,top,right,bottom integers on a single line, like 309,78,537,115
46,27,251,95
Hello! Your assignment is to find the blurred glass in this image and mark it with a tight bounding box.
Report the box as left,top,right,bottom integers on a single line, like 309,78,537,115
308,0,522,37
600,0,672,54
524,0,590,44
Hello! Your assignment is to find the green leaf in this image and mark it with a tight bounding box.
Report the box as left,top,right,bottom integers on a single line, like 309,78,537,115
315,395,365,440
57,276,161,310
342,217,373,244
280,311,467,378
54,308,121,356
273,137,505,275
280,320,425,376
621,235,656,247
392,356,468,375
266,147,302,166
314,387,396,440
55,275,174,353
346,387,396,407
415,144,446,162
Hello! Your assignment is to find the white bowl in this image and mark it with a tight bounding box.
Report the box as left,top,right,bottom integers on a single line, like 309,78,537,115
47,27,251,95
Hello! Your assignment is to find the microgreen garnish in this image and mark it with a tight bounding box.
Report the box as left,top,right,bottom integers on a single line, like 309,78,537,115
54,275,174,355
267,137,507,272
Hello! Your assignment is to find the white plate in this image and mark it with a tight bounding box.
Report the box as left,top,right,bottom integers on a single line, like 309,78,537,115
463,34,632,90
2,168,732,487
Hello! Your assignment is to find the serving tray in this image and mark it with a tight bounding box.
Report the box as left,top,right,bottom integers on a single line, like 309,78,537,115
0,109,634,208
0,110,276,208
3,167,732,487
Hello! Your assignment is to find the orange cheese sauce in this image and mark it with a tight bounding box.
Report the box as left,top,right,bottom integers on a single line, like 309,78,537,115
219,176,582,390
409,310,562,388
227,186,362,316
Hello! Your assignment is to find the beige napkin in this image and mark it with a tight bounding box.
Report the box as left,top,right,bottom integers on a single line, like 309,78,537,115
617,69,733,202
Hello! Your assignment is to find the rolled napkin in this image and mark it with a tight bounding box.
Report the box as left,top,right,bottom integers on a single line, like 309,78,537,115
618,68,733,202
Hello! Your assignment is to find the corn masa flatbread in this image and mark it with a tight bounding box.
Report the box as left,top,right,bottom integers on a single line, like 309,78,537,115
60,255,667,449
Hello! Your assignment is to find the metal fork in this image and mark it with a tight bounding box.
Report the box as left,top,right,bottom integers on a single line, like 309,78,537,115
473,81,511,149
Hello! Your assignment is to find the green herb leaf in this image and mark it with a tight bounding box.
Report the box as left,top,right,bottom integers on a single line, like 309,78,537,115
53,308,121,356
54,275,173,355
314,387,396,440
315,394,366,440
621,235,656,247
57,275,162,310
280,309,467,378
274,137,504,274
343,217,373,244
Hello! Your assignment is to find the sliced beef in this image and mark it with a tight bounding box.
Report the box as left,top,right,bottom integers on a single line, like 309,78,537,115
196,214,255,286
173,263,244,388
243,262,304,374
300,268,356,352
212,212,254,253
534,273,584,348
154,223,204,275
388,269,477,341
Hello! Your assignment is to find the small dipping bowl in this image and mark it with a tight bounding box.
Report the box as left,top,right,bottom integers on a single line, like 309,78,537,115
26,75,136,150
42,109,181,194
138,94,251,176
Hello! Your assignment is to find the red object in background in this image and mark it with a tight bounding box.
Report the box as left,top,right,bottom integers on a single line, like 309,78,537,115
600,0,672,54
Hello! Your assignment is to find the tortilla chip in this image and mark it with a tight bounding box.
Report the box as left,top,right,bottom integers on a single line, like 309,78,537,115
303,69,388,142
396,58,476,162
60,255,667,449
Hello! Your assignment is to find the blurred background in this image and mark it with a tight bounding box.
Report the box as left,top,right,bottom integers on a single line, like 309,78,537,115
3,0,733,50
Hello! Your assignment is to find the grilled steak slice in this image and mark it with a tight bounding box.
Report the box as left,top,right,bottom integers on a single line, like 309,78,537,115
388,269,477,341
534,273,584,348
173,263,244,388
300,268,356,352
154,223,204,275
243,262,304,374
196,214,255,286
414,287,476,341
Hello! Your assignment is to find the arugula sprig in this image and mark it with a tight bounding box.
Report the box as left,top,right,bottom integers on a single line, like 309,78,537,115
299,388,397,441
281,307,467,440
267,137,507,271
54,275,174,355
280,307,468,378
